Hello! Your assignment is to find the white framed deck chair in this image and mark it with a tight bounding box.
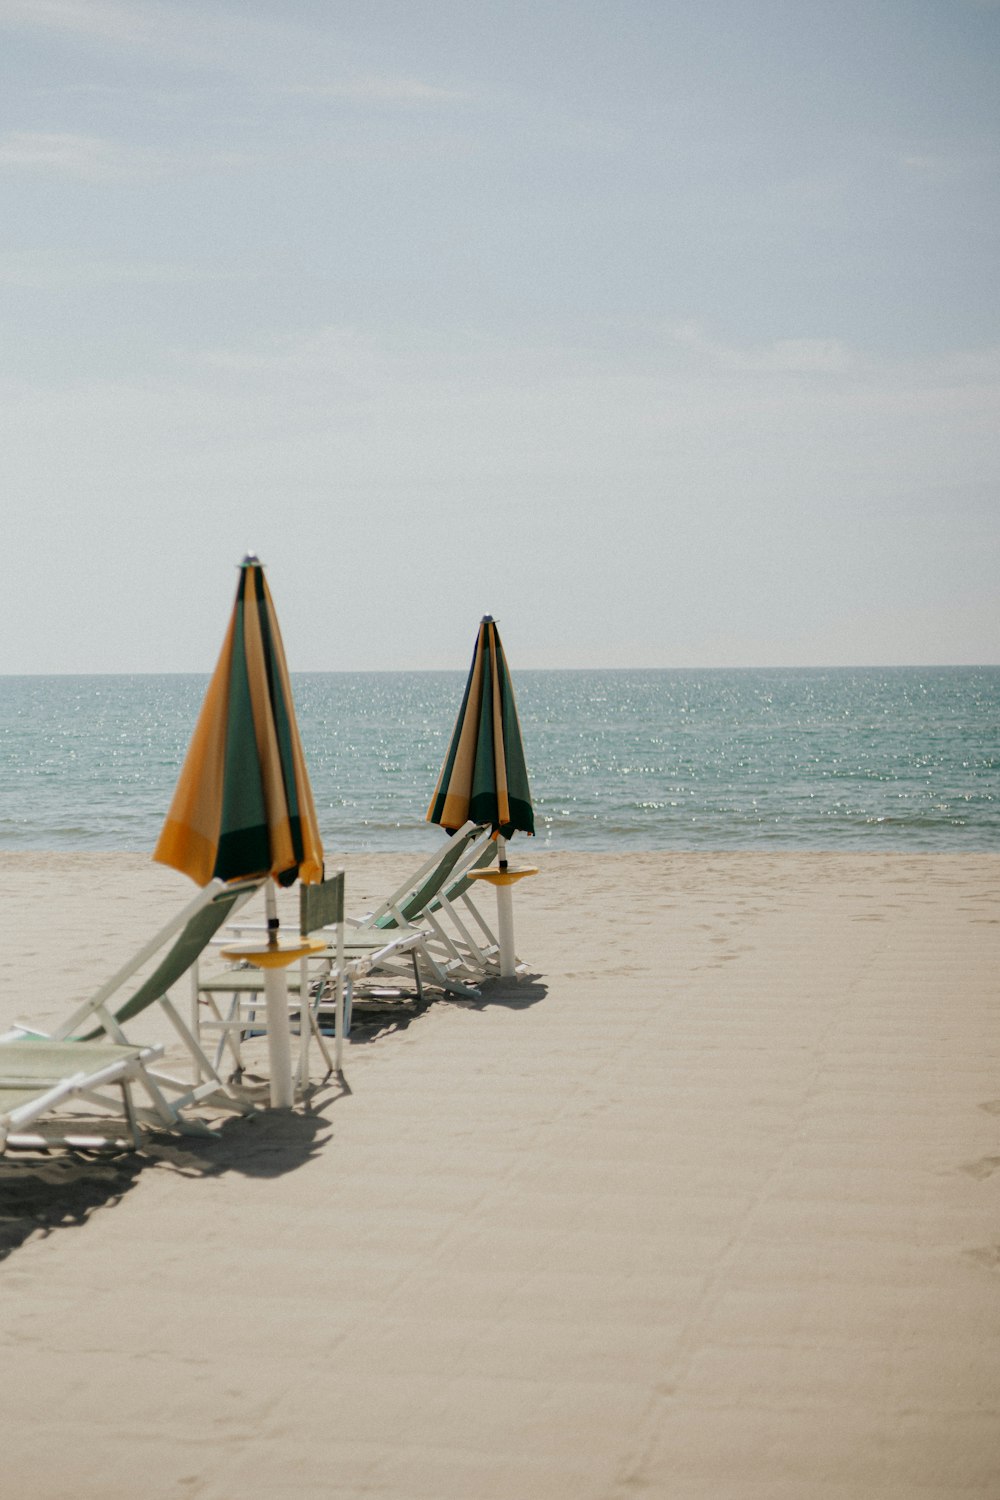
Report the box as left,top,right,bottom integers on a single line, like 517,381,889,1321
351,823,497,987
297,873,349,1082
424,839,503,975
202,838,497,1092
299,876,431,1081
195,872,351,1086
7,876,266,1134
339,922,479,1003
0,1038,165,1153
196,875,430,1085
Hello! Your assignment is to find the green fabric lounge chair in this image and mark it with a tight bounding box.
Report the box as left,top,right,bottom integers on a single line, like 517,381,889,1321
0,1038,165,1153
7,875,266,1134
195,872,355,1085
424,840,504,974
351,823,498,987
195,874,428,1084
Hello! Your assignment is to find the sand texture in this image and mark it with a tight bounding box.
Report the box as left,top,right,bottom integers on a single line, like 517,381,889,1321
1,850,999,1498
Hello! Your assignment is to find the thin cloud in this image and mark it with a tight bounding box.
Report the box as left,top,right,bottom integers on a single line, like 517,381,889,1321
0,250,248,289
672,321,855,376
0,0,288,80
289,76,470,106
0,0,473,103
0,129,279,179
0,130,166,179
0,0,163,45
899,345,1000,388
899,148,996,181
191,327,385,387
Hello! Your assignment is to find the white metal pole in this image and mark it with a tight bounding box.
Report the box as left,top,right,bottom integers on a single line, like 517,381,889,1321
263,879,294,1108
263,968,294,1108
334,917,345,1072
495,835,517,978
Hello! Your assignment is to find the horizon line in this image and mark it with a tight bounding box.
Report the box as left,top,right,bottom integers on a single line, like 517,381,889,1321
2,662,998,679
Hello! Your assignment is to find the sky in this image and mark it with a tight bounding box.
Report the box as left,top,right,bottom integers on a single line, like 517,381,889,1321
1,0,998,673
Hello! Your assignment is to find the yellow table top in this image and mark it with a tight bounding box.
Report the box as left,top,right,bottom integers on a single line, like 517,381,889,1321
467,866,539,887
219,937,328,969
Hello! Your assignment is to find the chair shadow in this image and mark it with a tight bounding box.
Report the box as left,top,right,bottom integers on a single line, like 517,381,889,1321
0,1090,344,1263
344,975,548,1029
0,1150,146,1264
342,992,434,1044
0,972,547,1263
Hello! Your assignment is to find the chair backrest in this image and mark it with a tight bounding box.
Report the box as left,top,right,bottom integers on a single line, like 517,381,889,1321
430,838,499,911
111,888,253,1026
300,872,345,935
64,878,265,1041
375,826,487,930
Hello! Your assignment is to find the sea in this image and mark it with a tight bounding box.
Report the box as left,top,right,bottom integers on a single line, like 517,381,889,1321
0,668,997,854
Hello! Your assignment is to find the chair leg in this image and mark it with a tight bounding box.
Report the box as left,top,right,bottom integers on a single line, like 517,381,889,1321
306,1004,335,1080
120,1079,143,1150
203,993,246,1075
295,958,312,1091
296,981,334,1086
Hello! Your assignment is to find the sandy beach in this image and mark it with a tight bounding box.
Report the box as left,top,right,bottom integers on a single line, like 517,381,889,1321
1,849,999,1499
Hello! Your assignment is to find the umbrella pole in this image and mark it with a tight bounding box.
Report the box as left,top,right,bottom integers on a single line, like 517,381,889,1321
495,836,517,978
263,879,295,1109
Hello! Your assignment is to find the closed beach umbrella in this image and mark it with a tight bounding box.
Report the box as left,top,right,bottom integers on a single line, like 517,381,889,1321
428,615,535,976
427,615,534,840
154,554,323,1106
154,555,323,890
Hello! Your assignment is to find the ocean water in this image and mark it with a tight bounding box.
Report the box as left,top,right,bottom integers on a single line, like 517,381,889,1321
0,668,996,854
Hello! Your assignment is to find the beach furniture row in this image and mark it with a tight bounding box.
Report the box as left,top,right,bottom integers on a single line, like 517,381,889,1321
2,564,537,1152
0,826,516,1153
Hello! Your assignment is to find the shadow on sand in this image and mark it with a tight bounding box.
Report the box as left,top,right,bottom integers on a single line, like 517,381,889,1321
0,972,547,1263
340,975,548,1034
455,975,548,1012
343,991,434,1042
0,1088,342,1264
0,1149,147,1263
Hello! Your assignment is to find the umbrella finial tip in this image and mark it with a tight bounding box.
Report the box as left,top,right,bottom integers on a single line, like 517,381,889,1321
481,614,494,623
240,552,262,568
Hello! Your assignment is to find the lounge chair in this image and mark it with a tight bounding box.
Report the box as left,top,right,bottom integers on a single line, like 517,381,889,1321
353,823,501,981
196,873,429,1085
196,872,351,1085
0,1038,165,1153
6,876,266,1136
425,839,503,973
200,836,501,1090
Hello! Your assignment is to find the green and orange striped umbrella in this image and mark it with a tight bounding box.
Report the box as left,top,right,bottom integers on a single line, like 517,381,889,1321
427,615,534,840
154,555,324,889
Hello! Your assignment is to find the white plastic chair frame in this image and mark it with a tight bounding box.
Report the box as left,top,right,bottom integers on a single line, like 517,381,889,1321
10,876,265,1133
0,1039,166,1153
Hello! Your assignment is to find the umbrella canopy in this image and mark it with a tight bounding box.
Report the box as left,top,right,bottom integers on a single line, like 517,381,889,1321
154,555,324,889
427,615,534,840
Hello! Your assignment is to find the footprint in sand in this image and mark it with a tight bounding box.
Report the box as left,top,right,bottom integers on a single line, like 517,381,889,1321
965,1245,1000,1271
959,1157,1000,1180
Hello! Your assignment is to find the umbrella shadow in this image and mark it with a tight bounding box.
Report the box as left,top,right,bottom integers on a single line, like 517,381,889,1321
461,975,548,1011
142,1099,337,1180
